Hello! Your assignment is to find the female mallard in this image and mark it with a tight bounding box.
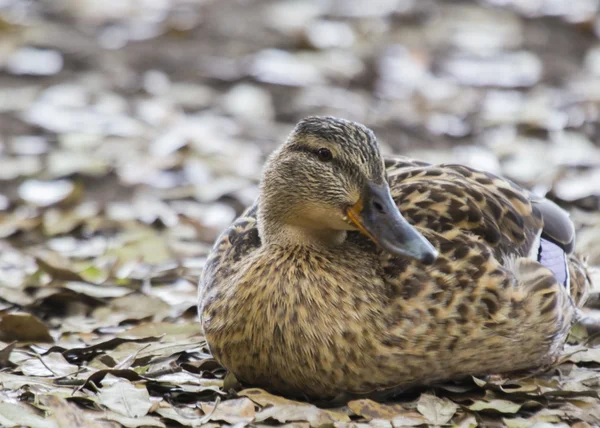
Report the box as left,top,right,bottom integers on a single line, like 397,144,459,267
199,116,592,401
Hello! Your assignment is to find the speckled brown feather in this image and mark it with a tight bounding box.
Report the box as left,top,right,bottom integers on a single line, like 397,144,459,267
199,120,592,401
385,157,542,260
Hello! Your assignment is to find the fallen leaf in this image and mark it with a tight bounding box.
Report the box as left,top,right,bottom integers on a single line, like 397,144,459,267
454,413,478,428
348,399,425,424
567,347,600,364
0,372,56,389
499,380,547,395
552,401,600,424
20,352,78,377
200,397,256,424
240,388,350,425
117,322,203,340
155,405,210,427
416,393,458,425
503,413,564,428
83,369,145,390
63,282,132,299
6,48,63,76
98,375,152,418
0,282,35,307
572,423,594,428
18,179,74,207
125,340,204,362
42,203,101,236
58,336,162,363
0,212,41,238
0,313,53,342
0,402,58,428
568,322,589,344
41,395,114,428
92,294,172,323
0,341,17,368
35,257,87,282
107,228,173,266
113,343,152,370
469,399,522,414
98,411,165,428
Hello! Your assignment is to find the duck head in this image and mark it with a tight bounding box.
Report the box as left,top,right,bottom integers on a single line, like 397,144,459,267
258,116,438,264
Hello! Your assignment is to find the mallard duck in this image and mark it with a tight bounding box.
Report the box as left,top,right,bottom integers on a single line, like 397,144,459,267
199,116,592,401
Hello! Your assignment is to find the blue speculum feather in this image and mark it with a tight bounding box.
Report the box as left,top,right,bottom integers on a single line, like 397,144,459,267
538,238,568,288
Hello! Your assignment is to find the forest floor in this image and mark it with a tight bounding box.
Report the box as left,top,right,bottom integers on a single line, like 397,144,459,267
0,0,600,426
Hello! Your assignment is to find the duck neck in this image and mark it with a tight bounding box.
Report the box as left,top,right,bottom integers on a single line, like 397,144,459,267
257,199,347,251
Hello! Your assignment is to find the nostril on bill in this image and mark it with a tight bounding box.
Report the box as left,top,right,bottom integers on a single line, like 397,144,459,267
421,251,437,265
373,201,385,214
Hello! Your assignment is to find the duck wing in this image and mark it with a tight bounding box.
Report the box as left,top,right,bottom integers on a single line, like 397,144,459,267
385,158,543,260
199,204,261,303
384,157,590,303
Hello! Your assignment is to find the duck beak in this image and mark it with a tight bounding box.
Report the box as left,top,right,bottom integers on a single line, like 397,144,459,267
346,183,438,264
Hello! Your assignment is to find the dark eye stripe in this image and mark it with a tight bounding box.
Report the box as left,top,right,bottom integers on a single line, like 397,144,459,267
289,144,337,162
289,144,377,182
288,144,316,156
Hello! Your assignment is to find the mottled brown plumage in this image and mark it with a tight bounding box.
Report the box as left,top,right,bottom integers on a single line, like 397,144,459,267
199,116,593,401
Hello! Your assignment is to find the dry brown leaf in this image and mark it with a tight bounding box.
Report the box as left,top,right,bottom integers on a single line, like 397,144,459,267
200,397,256,424
567,346,600,364
555,400,600,424
20,352,78,377
104,342,152,368
468,398,522,414
155,405,209,427
416,393,458,425
572,423,594,428
0,312,53,343
117,322,203,340
0,286,35,307
240,388,350,425
35,256,87,282
142,340,204,359
98,411,165,428
58,336,162,362
83,369,145,390
0,341,17,368
0,212,41,238
0,372,56,389
97,375,152,418
63,282,132,299
19,179,76,207
92,294,172,323
41,395,115,428
0,402,59,428
454,413,478,428
347,399,426,424
253,424,310,428
503,415,563,428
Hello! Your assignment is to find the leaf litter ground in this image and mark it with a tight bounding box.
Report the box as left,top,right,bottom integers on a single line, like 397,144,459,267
1,0,600,426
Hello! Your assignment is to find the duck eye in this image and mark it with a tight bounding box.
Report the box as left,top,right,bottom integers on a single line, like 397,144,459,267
316,148,333,162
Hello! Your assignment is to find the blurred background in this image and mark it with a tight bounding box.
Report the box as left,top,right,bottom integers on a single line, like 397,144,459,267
0,0,599,323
